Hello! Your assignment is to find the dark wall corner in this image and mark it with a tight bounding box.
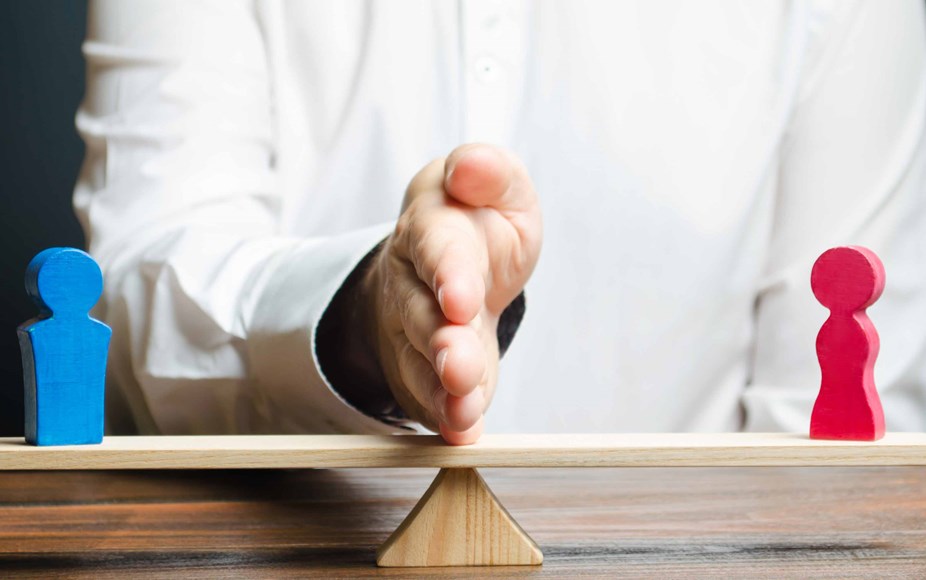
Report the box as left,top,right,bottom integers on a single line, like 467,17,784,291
0,1,89,435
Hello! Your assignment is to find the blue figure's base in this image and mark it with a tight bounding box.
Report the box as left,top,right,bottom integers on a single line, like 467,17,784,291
26,434,105,447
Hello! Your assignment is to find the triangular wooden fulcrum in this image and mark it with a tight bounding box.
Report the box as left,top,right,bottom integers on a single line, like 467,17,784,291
376,467,543,567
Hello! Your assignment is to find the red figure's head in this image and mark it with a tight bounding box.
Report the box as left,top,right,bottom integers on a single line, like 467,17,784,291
811,246,885,313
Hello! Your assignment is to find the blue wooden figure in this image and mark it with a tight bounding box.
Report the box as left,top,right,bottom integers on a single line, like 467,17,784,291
17,248,111,445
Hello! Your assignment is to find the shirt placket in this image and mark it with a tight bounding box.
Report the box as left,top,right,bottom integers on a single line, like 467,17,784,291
458,0,526,146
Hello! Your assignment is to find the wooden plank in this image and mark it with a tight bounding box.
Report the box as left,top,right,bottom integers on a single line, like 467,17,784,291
1,433,925,470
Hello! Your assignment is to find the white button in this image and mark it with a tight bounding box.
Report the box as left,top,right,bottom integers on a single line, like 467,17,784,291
473,56,501,83
483,13,502,34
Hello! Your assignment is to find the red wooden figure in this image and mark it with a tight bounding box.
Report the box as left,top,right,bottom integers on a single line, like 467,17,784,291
809,246,885,441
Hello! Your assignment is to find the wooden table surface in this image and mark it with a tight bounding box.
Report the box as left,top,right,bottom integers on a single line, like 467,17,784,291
1,466,925,578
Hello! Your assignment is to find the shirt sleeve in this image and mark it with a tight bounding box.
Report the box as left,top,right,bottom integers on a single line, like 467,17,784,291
75,0,406,435
744,0,926,431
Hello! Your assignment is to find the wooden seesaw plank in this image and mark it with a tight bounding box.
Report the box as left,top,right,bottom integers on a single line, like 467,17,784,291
0,433,925,470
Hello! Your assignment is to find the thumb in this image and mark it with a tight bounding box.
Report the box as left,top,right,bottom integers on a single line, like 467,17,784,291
443,143,536,215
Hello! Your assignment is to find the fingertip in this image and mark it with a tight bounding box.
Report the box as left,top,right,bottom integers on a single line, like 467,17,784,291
443,388,485,432
436,275,483,324
440,415,485,446
444,144,512,208
436,332,485,397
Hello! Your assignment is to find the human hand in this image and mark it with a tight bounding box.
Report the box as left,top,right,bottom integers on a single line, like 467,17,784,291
362,144,542,444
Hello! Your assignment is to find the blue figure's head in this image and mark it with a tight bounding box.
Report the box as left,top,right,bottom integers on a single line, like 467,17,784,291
25,248,104,317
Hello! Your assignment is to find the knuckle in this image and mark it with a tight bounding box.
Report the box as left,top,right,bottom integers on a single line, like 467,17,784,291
397,340,418,368
397,284,417,328
397,343,442,403
393,213,410,243
395,353,420,402
380,263,400,305
395,341,420,387
408,212,434,248
413,225,440,263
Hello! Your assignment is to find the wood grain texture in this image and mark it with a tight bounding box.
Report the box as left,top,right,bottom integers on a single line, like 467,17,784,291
1,433,926,469
18,248,110,446
0,467,924,578
810,246,886,441
377,468,543,566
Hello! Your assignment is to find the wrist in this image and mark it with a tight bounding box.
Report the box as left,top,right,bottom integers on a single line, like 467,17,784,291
316,239,402,419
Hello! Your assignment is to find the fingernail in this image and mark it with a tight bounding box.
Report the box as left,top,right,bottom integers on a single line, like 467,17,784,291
436,348,449,378
433,389,449,422
437,286,445,311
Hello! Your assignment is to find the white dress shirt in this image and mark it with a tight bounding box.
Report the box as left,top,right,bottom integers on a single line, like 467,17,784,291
74,0,926,435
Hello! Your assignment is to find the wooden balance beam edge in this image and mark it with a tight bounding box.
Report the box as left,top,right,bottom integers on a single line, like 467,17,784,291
0,433,925,470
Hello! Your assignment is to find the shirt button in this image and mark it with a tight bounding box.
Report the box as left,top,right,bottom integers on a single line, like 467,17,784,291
483,13,502,34
473,56,501,83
